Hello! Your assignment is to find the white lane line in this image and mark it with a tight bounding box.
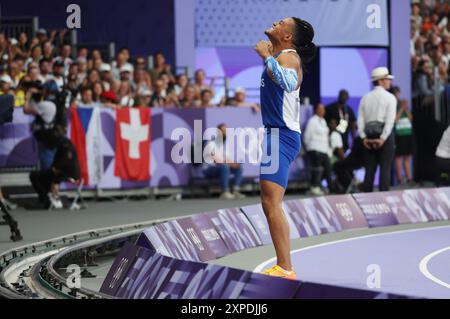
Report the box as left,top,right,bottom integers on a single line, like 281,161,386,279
254,225,450,272
419,246,450,289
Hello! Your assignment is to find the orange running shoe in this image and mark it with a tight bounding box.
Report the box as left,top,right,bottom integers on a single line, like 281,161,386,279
261,265,298,280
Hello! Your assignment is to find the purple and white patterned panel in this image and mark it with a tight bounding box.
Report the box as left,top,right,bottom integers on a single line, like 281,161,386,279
352,193,399,227
435,187,450,219
403,189,450,221
283,199,339,237
191,213,230,258
151,221,201,262
181,264,250,299
176,217,218,262
100,241,141,296
203,208,262,253
383,191,428,224
324,195,369,230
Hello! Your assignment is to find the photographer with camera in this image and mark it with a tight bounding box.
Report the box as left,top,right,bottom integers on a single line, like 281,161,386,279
23,80,65,208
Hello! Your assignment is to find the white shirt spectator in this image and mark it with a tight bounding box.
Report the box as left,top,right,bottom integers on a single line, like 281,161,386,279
31,100,56,125
436,126,450,159
357,86,397,141
304,115,330,154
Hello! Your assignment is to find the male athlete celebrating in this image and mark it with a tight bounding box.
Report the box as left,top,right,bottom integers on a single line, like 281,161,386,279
255,17,316,279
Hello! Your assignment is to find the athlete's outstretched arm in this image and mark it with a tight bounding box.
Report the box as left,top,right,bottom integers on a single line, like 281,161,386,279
265,54,301,93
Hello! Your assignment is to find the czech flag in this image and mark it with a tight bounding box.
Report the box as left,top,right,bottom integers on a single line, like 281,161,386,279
69,107,103,185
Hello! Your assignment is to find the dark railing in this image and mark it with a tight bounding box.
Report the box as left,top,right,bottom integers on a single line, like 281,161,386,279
0,16,38,39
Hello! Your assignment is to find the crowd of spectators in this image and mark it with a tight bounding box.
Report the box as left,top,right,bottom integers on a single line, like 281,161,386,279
0,29,259,110
411,0,450,99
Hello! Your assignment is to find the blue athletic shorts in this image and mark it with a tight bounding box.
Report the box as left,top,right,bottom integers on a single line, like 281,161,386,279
260,127,301,189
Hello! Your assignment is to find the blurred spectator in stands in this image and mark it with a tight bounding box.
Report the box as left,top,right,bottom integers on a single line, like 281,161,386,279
76,57,88,84
158,72,172,95
173,74,189,96
42,40,54,61
325,89,356,151
119,64,134,84
134,56,147,71
227,87,260,112
77,86,99,108
200,89,214,108
411,2,423,33
36,29,49,44
134,90,152,108
0,33,8,63
112,49,133,80
193,69,214,99
88,49,103,70
134,69,152,96
392,86,414,185
54,44,73,73
8,60,23,88
84,68,100,88
118,81,135,107
99,63,114,91
149,52,174,82
48,60,66,92
165,88,181,108
203,123,246,200
92,82,104,103
100,90,119,109
180,85,200,108
149,79,167,107
7,38,22,61
18,32,30,56
25,44,42,69
0,75,13,95
69,62,83,86
436,124,450,177
92,57,103,71
412,60,435,103
39,58,52,83
304,103,334,196
27,63,41,83
77,47,88,60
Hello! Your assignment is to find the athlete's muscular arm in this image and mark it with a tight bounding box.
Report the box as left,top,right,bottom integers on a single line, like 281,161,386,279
254,41,301,92
266,53,301,93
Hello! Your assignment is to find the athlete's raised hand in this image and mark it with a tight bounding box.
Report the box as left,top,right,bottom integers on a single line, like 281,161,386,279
255,40,272,60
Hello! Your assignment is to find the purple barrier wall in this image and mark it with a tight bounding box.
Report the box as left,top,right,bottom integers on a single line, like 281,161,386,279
352,193,400,227
101,242,412,299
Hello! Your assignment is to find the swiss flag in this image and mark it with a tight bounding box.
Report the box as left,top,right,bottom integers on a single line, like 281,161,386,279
115,107,151,181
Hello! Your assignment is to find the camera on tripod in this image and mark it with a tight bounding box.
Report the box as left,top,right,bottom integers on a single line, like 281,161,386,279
0,94,23,242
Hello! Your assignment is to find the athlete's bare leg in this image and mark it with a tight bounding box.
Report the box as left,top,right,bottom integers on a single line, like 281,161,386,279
260,180,292,271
